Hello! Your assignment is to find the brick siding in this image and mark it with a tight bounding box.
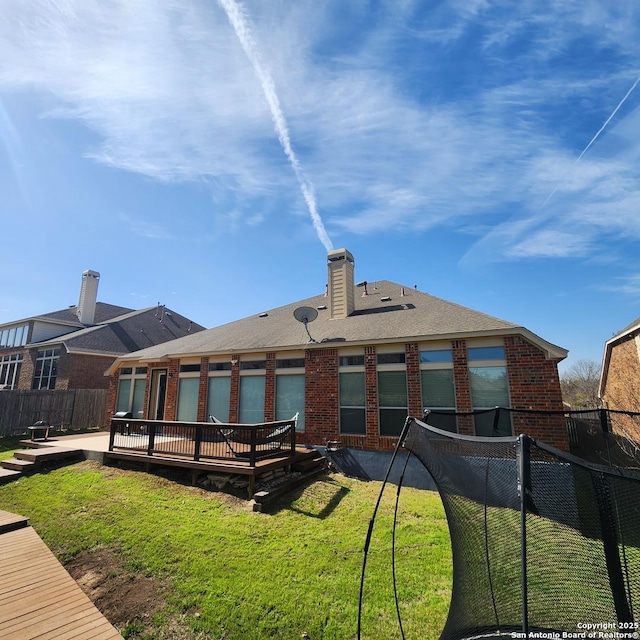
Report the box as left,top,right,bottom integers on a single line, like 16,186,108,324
104,334,568,452
602,333,640,438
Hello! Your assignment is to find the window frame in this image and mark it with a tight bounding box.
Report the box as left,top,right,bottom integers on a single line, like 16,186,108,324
338,352,366,435
376,351,408,437
0,354,23,390
32,348,61,390
116,366,148,417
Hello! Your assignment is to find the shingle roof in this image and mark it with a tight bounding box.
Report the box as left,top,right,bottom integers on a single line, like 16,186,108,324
32,303,135,326
112,280,566,366
608,316,640,343
35,307,206,356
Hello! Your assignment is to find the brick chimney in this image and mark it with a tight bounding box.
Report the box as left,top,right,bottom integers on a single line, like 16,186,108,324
327,249,355,319
77,270,100,325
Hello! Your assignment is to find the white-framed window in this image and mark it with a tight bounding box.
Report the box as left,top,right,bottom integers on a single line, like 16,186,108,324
116,366,148,417
420,346,456,432
339,353,366,435
468,342,511,436
239,376,265,423
207,360,232,423
0,324,28,349
177,363,201,422
275,354,305,431
0,354,22,389
32,348,61,390
239,356,266,423
377,350,407,437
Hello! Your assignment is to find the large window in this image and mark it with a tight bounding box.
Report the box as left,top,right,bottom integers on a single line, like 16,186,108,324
0,324,28,349
377,351,407,436
339,353,366,435
378,370,408,436
275,356,305,431
421,347,457,432
0,354,22,389
177,378,200,422
276,374,305,431
468,344,511,436
339,371,366,434
239,375,265,423
116,367,147,417
32,348,60,390
207,375,231,423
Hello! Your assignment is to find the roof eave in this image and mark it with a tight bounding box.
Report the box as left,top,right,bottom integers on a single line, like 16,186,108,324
106,326,567,376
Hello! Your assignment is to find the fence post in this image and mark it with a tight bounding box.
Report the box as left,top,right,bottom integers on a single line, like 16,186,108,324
517,434,531,636
600,409,609,433
492,406,501,436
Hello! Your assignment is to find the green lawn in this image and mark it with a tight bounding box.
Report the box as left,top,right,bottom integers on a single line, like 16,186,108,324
0,461,452,639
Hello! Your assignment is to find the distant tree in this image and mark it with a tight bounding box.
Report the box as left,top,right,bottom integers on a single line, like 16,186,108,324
560,359,602,409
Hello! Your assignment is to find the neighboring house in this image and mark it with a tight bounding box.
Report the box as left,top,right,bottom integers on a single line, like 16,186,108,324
107,249,568,450
0,270,205,392
599,317,640,438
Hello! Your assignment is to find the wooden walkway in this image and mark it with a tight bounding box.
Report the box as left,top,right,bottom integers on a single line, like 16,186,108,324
0,510,122,639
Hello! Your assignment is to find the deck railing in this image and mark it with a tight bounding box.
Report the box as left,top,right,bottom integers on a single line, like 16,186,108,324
108,417,297,467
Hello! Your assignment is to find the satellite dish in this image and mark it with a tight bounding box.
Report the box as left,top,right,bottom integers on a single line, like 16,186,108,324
293,306,319,343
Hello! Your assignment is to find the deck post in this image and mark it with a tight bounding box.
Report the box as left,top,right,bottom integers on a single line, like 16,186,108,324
194,424,202,461
147,422,156,456
249,427,257,467
108,421,116,452
290,420,296,454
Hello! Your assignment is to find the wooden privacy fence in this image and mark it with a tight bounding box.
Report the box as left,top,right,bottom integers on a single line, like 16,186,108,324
0,389,108,437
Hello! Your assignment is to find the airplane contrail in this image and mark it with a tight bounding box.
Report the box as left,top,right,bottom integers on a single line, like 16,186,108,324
218,0,334,252
538,73,640,211
576,74,640,162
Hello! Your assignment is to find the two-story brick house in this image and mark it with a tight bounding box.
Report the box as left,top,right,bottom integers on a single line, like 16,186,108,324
107,249,568,450
0,270,205,392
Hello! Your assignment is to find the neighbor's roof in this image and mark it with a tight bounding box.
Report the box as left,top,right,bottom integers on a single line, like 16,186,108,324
2,302,135,330
34,307,206,357
607,316,640,344
110,280,566,370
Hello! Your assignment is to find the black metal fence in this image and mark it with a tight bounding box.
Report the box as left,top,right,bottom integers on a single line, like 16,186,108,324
0,389,108,437
427,406,640,470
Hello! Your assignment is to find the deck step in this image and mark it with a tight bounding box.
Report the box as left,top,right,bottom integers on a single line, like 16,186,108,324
252,465,328,510
14,447,82,463
1,458,37,473
291,454,327,473
0,510,29,533
0,468,23,485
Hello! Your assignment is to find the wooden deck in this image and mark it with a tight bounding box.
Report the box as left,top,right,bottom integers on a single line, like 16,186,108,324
0,510,122,639
107,417,320,496
105,446,320,495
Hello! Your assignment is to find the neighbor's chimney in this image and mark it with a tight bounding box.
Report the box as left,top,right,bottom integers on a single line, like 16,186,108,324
327,248,355,319
77,270,100,325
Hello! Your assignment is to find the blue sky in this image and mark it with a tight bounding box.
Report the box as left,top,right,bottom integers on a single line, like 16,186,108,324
2,0,640,373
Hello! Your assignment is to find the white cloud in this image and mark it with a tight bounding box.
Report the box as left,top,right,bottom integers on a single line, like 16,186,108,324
118,212,171,240
599,274,640,297
1,0,640,264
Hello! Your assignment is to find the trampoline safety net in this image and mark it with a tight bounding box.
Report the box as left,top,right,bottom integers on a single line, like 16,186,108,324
402,416,640,640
